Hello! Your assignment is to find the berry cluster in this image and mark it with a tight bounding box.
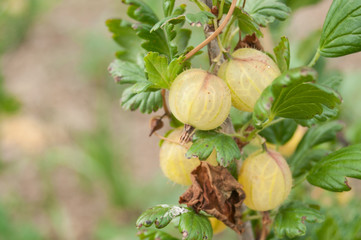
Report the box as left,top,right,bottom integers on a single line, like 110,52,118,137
161,48,292,216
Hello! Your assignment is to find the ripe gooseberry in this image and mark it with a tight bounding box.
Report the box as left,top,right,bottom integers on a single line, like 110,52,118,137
238,149,292,211
168,69,231,130
159,128,217,185
218,48,281,112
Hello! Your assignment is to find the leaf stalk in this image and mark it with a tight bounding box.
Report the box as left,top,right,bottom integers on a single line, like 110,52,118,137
308,49,321,67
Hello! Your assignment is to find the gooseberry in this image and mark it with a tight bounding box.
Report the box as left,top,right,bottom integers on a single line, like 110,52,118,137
238,149,292,211
168,69,231,130
218,48,281,112
159,128,217,185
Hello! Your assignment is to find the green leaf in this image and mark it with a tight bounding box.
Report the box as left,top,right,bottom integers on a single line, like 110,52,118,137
136,205,189,229
234,8,263,37
173,4,188,16
178,211,213,240
295,121,342,155
121,87,162,114
151,15,185,32
296,105,340,127
163,0,176,17
108,59,164,113
273,36,290,72
259,119,297,145
126,1,187,58
106,19,143,62
174,29,192,54
144,52,170,89
289,121,343,175
144,53,188,89
318,71,342,91
136,206,212,240
138,229,179,240
292,149,330,186
245,0,290,27
151,4,186,32
131,81,155,93
135,24,171,58
319,0,361,57
222,2,262,37
108,59,148,85
168,56,190,83
186,131,241,167
284,0,322,11
253,67,342,129
185,11,215,26
307,144,361,192
166,24,177,45
274,202,325,239
122,0,159,25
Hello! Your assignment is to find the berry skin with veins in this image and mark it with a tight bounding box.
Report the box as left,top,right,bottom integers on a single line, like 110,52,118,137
159,128,218,185
218,48,281,112
168,69,231,130
238,149,292,211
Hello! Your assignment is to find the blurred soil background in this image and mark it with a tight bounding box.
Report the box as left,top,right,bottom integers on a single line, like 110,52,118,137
0,0,360,239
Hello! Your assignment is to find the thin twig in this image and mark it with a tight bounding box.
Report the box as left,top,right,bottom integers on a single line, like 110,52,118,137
184,0,237,60
242,0,247,9
154,132,185,146
260,211,271,240
161,89,170,117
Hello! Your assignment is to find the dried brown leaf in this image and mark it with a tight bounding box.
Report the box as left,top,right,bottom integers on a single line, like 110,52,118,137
179,162,245,234
235,33,264,51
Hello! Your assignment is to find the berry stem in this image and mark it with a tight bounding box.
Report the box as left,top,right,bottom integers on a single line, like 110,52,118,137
260,211,271,240
154,132,187,146
161,89,171,117
184,0,237,60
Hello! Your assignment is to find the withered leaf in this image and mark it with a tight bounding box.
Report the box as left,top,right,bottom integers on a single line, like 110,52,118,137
235,33,264,51
179,162,245,234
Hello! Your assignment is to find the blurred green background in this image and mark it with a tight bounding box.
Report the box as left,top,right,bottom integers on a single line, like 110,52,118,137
0,0,360,239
